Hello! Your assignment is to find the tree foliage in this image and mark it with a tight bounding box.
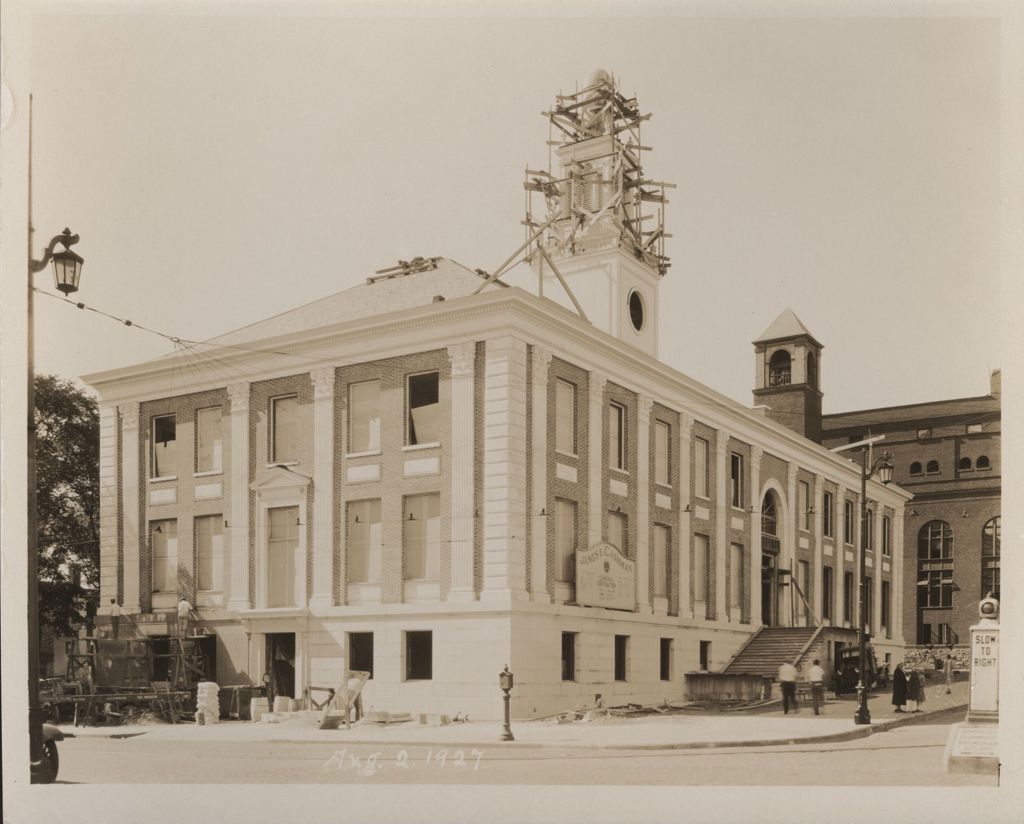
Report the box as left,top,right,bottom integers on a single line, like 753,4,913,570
35,374,100,637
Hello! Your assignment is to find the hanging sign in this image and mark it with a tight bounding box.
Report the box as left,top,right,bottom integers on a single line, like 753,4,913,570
576,541,636,611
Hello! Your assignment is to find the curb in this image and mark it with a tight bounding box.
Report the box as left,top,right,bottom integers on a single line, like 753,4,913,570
79,703,967,752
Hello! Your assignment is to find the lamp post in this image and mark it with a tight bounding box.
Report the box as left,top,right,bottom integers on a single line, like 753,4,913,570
27,225,84,783
499,666,515,741
854,446,894,725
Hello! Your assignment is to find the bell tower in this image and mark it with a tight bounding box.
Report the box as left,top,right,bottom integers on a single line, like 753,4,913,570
523,70,672,358
752,308,824,443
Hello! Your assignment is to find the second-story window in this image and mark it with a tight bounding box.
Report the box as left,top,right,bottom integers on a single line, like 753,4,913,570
730,452,744,508
843,499,855,545
609,402,626,471
654,420,670,486
823,490,834,538
799,480,810,530
152,414,177,478
882,515,891,556
407,372,440,446
347,499,382,584
270,395,298,463
349,380,381,454
607,511,627,556
195,407,223,473
555,379,577,455
404,493,440,580
695,437,710,499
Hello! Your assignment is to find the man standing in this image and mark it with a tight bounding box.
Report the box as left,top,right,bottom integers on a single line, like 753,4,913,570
109,598,122,640
176,596,193,638
778,660,799,714
808,658,826,715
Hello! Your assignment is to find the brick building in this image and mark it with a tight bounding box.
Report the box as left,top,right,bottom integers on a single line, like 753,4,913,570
821,373,1001,646
84,71,909,719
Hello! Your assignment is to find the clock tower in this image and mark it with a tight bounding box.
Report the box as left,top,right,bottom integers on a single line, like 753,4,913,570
523,70,672,358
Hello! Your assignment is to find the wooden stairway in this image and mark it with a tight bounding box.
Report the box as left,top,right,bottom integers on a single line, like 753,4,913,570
721,626,822,678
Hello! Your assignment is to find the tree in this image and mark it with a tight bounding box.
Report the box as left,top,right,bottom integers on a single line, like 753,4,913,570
35,374,100,638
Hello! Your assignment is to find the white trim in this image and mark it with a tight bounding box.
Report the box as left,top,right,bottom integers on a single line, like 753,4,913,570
193,470,223,479
254,480,308,611
148,475,177,483
401,442,441,452
345,450,382,459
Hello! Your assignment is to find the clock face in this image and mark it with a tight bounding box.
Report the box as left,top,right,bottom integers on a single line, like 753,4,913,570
628,290,645,333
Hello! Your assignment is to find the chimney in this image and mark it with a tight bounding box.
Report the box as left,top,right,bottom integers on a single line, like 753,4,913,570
989,369,1001,398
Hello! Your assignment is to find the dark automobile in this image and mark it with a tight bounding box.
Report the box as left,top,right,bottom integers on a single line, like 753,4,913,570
41,722,70,781
836,646,879,691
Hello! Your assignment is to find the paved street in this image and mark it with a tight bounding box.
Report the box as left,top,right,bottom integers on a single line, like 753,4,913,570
55,721,995,786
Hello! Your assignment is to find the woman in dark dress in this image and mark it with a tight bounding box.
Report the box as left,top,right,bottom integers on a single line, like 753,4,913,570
891,662,909,713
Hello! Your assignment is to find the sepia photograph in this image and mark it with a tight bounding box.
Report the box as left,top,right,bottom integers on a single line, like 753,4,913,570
1,1,1021,822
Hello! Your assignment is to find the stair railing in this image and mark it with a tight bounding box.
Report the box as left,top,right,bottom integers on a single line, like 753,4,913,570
790,625,825,669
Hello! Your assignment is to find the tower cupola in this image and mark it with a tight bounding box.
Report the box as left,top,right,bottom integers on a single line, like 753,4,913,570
752,308,824,442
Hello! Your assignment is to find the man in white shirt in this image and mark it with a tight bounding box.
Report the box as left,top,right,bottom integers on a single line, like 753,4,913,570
177,597,193,637
808,659,826,715
778,661,799,714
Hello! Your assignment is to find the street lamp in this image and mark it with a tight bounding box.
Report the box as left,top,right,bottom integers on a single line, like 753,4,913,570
854,447,894,725
499,666,515,741
27,226,84,782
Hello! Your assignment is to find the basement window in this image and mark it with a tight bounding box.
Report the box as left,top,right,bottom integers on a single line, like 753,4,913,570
405,631,433,680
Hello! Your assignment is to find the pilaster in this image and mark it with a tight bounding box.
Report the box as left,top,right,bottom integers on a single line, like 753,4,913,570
874,506,884,633
309,368,335,610
749,445,763,627
635,394,653,614
813,474,824,621
893,509,905,642
678,413,694,620
528,346,552,603
227,383,251,612
119,402,141,613
481,336,529,599
587,373,607,547
448,342,478,601
714,432,729,621
98,404,119,612
786,462,798,625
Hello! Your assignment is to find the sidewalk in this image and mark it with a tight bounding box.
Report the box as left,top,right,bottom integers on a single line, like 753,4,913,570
60,676,968,751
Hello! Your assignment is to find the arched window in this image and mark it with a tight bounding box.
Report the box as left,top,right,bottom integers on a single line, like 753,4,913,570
768,351,791,387
918,521,953,608
958,457,973,471
926,460,940,474
976,455,991,470
981,517,1000,599
761,492,780,555
806,352,818,389
910,462,923,475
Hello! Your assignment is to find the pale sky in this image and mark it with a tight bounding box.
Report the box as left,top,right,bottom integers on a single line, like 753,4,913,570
25,4,1003,413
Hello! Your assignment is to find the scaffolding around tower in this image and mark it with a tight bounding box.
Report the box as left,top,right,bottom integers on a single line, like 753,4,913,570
524,69,674,279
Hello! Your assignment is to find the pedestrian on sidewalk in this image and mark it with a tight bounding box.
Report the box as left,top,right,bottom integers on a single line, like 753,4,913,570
832,662,844,699
778,661,799,714
891,662,908,713
808,659,826,715
943,652,954,695
908,669,926,712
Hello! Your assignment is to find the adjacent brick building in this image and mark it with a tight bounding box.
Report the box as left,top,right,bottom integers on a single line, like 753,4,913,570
84,71,909,719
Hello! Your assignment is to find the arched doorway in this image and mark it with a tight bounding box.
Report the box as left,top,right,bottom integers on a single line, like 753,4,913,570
761,490,782,626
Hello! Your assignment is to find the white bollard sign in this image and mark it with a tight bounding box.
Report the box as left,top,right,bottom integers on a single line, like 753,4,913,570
969,627,999,715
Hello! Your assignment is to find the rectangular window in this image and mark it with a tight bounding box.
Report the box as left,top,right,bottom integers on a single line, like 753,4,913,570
555,379,577,455
823,491,834,538
607,511,627,556
614,635,628,681
653,525,670,598
561,632,577,682
881,581,891,636
695,437,709,499
406,371,440,446
729,543,744,615
405,631,432,680
699,640,711,672
348,632,374,678
267,505,299,607
797,559,810,625
864,576,873,632
404,493,440,580
866,510,874,550
843,500,855,545
195,407,223,473
660,638,672,681
799,481,810,530
150,519,177,592
270,395,298,463
694,534,709,603
348,380,381,454
654,420,670,486
843,571,854,622
882,516,891,556
152,415,177,478
195,514,223,592
609,402,626,471
554,498,577,583
822,567,834,621
347,499,382,583
730,452,743,508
